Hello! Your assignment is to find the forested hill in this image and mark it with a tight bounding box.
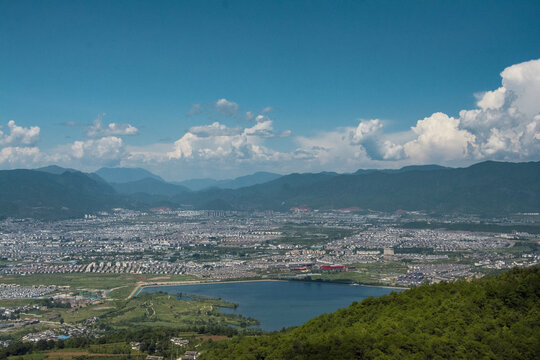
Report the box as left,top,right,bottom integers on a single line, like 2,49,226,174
2,161,539,219
173,160,540,215
0,169,132,219
201,266,540,360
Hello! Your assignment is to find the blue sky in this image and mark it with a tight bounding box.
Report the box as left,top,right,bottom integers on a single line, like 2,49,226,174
1,0,539,180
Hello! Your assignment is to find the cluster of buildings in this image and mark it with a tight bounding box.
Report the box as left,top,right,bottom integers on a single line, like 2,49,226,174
0,211,538,285
0,284,57,299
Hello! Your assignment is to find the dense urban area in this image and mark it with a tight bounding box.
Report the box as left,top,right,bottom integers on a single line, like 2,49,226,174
1,209,539,359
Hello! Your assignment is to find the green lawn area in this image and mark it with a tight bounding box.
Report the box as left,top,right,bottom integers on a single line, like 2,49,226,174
95,293,257,330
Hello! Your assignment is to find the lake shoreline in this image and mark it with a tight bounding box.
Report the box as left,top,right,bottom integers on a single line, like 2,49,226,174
140,279,402,331
137,278,407,296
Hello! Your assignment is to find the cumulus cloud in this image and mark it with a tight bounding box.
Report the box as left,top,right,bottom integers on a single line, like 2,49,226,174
401,113,477,162
0,146,43,167
456,58,540,161
42,136,127,170
215,98,239,116
294,58,540,167
70,136,124,160
2,59,538,177
167,116,288,162
85,117,138,138
0,120,40,146
351,119,383,143
296,127,371,171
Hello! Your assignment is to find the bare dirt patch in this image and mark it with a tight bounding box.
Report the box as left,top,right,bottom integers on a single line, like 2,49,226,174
149,276,171,280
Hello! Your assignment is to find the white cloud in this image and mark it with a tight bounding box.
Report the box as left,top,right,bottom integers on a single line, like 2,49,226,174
71,136,124,160
351,119,383,143
244,116,276,138
167,117,288,162
296,127,371,170
0,120,40,146
500,58,540,118
476,87,506,110
47,136,126,169
0,146,42,167
85,117,138,138
402,113,477,162
457,58,540,161
188,122,242,137
2,59,538,178
215,98,239,116
293,58,540,167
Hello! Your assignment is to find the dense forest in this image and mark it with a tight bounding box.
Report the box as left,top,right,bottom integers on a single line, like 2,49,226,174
201,266,540,359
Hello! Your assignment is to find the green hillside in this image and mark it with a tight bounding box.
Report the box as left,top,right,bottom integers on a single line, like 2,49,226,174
0,169,131,219
201,266,540,360
2,161,539,219
173,161,540,215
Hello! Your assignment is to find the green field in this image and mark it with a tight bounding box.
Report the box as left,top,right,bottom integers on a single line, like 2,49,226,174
0,272,258,348
1,292,257,340
0,273,198,300
93,292,258,330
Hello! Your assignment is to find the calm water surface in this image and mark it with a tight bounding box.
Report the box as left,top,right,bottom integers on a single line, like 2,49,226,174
142,281,402,330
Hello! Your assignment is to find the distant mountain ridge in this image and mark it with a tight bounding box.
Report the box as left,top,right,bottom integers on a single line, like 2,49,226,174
36,164,110,185
353,164,449,175
170,161,540,215
1,161,538,219
111,177,190,196
36,165,79,174
174,171,282,191
95,167,165,183
0,169,130,219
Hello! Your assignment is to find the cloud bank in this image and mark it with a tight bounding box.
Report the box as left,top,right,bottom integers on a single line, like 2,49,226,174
1,58,539,179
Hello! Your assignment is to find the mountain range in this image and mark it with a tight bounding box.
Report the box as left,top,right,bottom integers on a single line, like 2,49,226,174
170,161,540,214
173,171,282,191
0,169,128,219
0,161,538,219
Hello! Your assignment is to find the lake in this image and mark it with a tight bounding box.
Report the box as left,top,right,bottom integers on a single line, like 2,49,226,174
142,280,402,330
